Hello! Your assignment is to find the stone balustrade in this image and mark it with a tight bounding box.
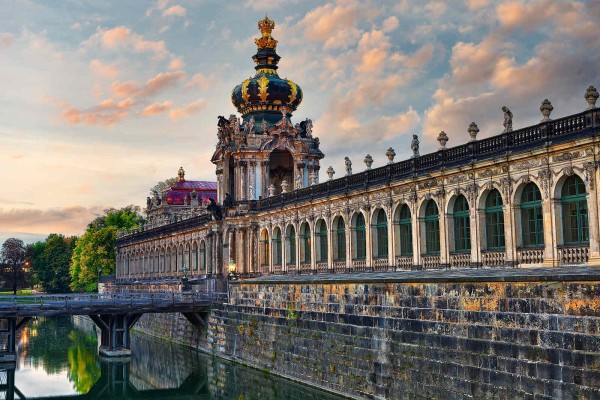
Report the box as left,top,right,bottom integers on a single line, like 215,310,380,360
395,256,412,270
517,248,544,265
482,251,506,267
449,252,471,268
558,246,590,265
422,255,441,269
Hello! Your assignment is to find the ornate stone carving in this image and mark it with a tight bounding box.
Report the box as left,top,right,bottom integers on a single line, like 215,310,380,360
268,184,276,197
448,175,466,184
479,168,502,178
585,86,598,109
500,177,511,198
540,99,553,122
419,180,438,189
563,166,574,176
437,131,448,150
584,161,598,190
513,159,539,171
326,166,335,180
281,179,289,193
553,151,581,162
386,147,396,164
502,106,513,133
364,154,373,170
468,122,479,142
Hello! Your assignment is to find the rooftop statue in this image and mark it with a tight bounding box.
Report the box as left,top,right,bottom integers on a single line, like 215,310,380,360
502,106,513,133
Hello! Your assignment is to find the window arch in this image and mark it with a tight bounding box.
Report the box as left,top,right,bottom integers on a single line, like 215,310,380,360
424,200,440,255
165,247,172,273
485,189,505,250
260,229,270,266
561,175,589,245
453,195,471,252
521,183,544,247
316,219,328,262
199,241,206,272
352,213,366,260
395,204,412,256
299,222,311,263
273,227,282,265
286,225,296,265
333,216,346,261
373,209,388,258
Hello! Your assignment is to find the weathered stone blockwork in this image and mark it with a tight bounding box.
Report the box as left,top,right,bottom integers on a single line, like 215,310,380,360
209,275,600,399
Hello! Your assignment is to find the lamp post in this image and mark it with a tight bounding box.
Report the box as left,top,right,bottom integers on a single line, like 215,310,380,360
228,259,237,281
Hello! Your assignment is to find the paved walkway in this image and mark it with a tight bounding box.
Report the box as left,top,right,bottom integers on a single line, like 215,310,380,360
237,266,600,284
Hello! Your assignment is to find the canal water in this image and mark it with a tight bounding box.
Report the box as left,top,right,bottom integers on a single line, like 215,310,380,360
9,316,347,399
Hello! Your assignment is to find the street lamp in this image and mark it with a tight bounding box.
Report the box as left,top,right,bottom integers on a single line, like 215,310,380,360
228,259,237,281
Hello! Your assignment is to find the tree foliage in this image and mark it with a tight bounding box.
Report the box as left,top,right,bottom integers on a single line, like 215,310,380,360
29,234,77,293
70,206,144,292
1,238,30,291
149,177,178,198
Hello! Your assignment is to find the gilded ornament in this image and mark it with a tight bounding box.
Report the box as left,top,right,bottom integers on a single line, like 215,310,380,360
241,78,251,103
287,80,298,103
257,68,277,75
257,75,269,102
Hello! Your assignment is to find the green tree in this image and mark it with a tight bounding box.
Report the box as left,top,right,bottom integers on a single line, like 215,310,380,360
1,238,29,294
149,177,178,198
70,206,144,292
30,234,76,293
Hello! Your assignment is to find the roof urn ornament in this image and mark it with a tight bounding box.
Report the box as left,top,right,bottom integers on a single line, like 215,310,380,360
585,86,599,109
281,179,289,193
268,184,276,197
502,106,513,133
178,166,185,182
540,99,553,122
310,171,318,186
437,131,449,150
411,135,420,158
364,154,373,170
326,166,335,180
344,157,352,176
386,147,396,164
468,122,479,142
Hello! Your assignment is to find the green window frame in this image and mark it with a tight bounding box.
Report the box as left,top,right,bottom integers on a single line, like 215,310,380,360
561,175,589,245
316,221,328,262
521,183,544,247
375,210,388,258
354,213,366,260
273,229,282,265
424,200,440,255
288,227,296,264
485,190,505,250
301,224,311,263
336,218,346,261
453,195,471,252
398,205,412,256
261,232,270,266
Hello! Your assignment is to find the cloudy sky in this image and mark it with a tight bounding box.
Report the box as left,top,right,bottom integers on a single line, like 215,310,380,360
1,0,599,243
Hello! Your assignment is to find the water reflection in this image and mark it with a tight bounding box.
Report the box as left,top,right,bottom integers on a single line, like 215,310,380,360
4,317,346,399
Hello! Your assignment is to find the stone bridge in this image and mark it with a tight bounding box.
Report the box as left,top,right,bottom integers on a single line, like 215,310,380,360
0,292,225,359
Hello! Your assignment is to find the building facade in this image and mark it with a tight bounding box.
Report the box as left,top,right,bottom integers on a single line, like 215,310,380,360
115,17,600,281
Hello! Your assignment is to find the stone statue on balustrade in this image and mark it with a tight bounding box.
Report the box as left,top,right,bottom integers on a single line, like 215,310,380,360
411,135,420,158
345,157,352,176
502,106,513,133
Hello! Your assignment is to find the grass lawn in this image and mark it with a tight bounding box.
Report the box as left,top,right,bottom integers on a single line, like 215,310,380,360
0,290,34,296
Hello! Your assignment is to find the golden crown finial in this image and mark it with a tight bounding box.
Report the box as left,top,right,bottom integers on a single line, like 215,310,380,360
255,16,277,49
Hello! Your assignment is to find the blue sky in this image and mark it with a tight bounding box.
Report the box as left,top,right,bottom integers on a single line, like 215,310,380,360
1,0,599,243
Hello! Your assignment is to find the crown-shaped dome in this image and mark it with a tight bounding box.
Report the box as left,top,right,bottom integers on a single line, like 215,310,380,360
231,17,303,127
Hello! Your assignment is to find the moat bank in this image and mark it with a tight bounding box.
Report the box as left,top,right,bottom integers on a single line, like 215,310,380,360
109,266,600,399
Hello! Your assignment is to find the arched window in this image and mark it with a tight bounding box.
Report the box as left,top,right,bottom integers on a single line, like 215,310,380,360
165,249,171,273
397,205,412,256
521,183,544,247
273,228,282,265
192,242,198,272
453,195,471,252
316,219,328,262
562,175,589,244
485,189,505,249
424,200,440,254
286,225,296,265
334,217,346,261
199,241,206,271
260,229,270,266
299,223,311,263
353,213,366,260
374,209,388,258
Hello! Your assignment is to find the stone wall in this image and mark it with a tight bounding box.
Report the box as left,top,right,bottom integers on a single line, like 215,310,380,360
115,268,600,399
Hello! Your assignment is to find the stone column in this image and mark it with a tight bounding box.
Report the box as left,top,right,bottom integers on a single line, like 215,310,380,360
387,207,395,268
310,220,316,272
438,197,449,267
263,161,270,199
541,198,558,266
587,165,600,265
365,210,373,268
239,161,247,201
412,204,421,268
327,220,334,270
346,219,352,270
503,204,516,266
470,206,481,267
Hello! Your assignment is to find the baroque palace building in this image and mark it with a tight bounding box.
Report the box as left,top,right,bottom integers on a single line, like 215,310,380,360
116,17,600,281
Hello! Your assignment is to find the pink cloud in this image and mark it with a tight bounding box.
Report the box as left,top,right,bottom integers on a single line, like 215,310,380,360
141,101,172,116
169,99,206,120
299,0,364,50
86,26,168,59
0,33,13,49
0,206,106,237
381,16,399,33
90,59,119,79
59,98,135,126
168,57,183,70
111,71,185,98
163,5,186,17
111,81,141,98
186,73,211,91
